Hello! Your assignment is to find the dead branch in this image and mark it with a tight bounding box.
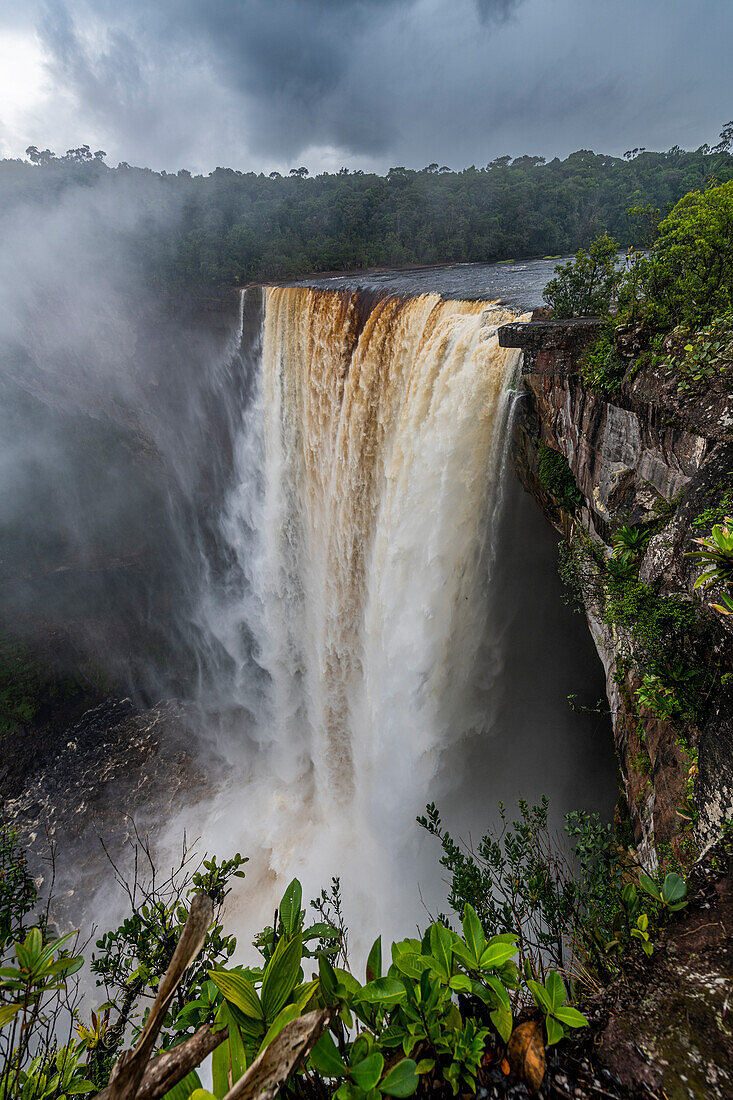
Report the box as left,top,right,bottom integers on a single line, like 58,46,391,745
95,1023,228,1100
222,1008,333,1100
106,892,214,1100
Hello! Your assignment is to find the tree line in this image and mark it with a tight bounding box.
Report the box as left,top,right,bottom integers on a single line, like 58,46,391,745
2,135,733,291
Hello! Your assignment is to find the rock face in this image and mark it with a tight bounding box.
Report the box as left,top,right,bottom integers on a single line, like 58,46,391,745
591,838,733,1099
5,697,208,920
504,320,733,866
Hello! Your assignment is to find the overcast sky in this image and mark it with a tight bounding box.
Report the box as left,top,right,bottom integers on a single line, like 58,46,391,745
0,0,731,175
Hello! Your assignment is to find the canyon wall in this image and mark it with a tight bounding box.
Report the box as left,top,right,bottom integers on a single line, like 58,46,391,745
501,319,733,868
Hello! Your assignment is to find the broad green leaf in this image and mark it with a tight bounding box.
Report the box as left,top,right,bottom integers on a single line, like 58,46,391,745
545,1015,563,1046
65,1083,95,1095
526,979,551,1013
261,935,303,1021
451,941,477,971
189,1091,217,1100
661,872,687,905
366,936,382,982
161,1070,201,1100
318,955,338,1002
259,1003,302,1053
479,941,517,970
639,872,660,900
310,1032,347,1078
380,1058,419,1097
415,1059,435,1075
25,927,42,960
350,1052,384,1091
0,1003,22,1028
303,922,338,943
553,1006,588,1029
213,1036,233,1097
448,974,472,993
334,968,363,997
484,975,511,1011
461,904,485,964
292,979,319,1012
490,1002,513,1044
390,938,422,963
392,953,434,980
209,970,263,1020
429,924,453,980
279,879,303,938
545,971,565,1011
358,977,406,1007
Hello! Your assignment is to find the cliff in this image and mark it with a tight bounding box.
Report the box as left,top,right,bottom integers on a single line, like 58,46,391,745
500,319,733,868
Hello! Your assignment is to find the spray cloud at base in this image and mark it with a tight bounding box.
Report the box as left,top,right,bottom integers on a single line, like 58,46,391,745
0,170,615,947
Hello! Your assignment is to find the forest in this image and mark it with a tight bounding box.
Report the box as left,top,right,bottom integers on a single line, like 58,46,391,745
2,141,733,290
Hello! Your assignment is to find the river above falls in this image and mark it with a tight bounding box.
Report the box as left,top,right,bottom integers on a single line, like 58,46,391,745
283,255,566,309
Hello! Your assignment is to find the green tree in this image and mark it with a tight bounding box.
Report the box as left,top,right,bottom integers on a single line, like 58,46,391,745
543,234,622,318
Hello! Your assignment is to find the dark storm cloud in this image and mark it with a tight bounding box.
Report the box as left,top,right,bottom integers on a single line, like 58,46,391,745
5,0,733,172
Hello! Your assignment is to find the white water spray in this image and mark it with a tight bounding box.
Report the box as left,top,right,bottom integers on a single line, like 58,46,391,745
180,286,526,944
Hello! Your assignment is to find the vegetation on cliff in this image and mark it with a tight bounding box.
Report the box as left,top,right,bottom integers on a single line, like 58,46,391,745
544,174,733,398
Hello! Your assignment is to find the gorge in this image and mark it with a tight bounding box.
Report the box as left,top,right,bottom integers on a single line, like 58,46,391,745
3,262,731,1096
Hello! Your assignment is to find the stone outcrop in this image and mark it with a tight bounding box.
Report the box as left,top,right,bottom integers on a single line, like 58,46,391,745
503,319,733,866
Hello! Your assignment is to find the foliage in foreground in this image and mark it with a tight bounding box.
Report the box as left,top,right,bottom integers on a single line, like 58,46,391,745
0,800,693,1100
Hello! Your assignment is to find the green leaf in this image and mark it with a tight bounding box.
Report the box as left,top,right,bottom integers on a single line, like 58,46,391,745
350,1052,384,1091
392,953,434,980
390,938,422,963
553,1006,588,1029
661,872,687,906
259,1003,302,1053
261,935,303,1021
639,872,661,900
162,1070,202,1100
448,974,472,993
461,904,485,964
545,970,566,1011
0,1003,22,1028
490,1002,513,1044
415,1059,435,1075
484,975,510,1011
209,970,263,1020
479,940,517,970
293,979,319,1013
279,879,303,938
526,979,551,1013
64,1084,95,1096
333,968,363,998
212,1035,233,1097
366,936,382,983
358,977,406,1008
428,923,453,980
545,1015,564,1046
311,1032,347,1078
380,1059,418,1097
189,1091,218,1100
318,954,338,1003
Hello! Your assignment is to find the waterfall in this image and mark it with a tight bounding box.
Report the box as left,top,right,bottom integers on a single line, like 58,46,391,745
189,285,525,941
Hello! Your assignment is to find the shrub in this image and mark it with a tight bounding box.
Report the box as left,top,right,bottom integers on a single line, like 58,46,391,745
580,329,627,394
536,444,583,514
688,518,733,590
641,181,733,331
543,234,622,318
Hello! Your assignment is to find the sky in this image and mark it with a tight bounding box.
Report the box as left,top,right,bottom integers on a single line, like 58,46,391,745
0,0,731,175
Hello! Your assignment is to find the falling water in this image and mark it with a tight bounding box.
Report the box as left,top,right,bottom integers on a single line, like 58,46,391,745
186,286,528,943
